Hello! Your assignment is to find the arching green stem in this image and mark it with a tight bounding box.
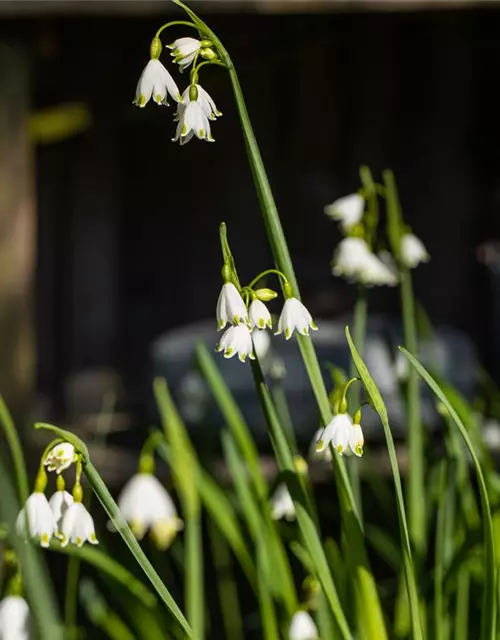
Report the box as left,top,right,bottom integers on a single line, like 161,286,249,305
155,21,200,39
247,269,288,290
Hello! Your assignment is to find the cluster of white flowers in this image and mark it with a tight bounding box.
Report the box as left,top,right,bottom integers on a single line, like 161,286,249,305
116,472,183,550
326,193,430,285
16,443,98,549
134,36,222,144
215,282,317,362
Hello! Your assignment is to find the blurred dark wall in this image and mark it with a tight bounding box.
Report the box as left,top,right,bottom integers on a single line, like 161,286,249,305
2,7,499,412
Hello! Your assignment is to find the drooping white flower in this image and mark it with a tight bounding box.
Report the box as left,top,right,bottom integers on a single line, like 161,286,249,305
332,237,372,279
16,492,57,548
270,483,295,521
43,442,76,474
249,299,272,330
49,490,74,535
168,37,202,71
324,193,364,233
289,611,319,640
0,596,31,640
117,473,184,550
177,84,222,122
175,84,222,126
309,428,332,462
216,282,248,330
60,502,98,548
362,252,398,287
316,412,363,456
252,329,271,360
133,59,181,107
173,84,217,144
332,238,397,287
401,233,430,268
275,298,317,340
216,325,255,362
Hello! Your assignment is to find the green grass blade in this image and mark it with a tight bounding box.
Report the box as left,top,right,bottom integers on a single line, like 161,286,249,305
185,508,204,640
222,430,297,614
434,461,449,640
80,579,136,640
221,431,261,541
0,395,30,502
384,169,426,560
154,378,204,640
157,438,258,591
346,327,423,640
208,519,244,640
196,341,267,500
454,569,470,640
256,533,281,640
400,346,497,640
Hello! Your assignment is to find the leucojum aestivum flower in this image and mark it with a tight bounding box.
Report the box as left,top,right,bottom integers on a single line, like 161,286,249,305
7,4,495,640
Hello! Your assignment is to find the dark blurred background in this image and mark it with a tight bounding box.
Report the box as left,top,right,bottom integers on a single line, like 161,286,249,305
1,0,500,475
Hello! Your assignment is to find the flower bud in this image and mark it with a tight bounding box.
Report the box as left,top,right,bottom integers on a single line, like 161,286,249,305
255,288,278,302
201,48,217,61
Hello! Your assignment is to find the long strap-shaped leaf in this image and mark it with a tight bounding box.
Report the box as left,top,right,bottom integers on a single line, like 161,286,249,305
400,346,497,640
345,328,424,640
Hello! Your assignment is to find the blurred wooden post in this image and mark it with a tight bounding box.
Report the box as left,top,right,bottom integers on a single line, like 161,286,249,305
0,43,35,423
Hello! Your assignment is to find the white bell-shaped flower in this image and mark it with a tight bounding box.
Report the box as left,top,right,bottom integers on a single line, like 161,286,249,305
117,473,184,550
216,325,255,362
134,59,181,107
350,423,364,457
316,413,354,456
177,84,222,122
289,611,319,640
401,233,430,268
0,596,31,640
309,428,332,462
43,442,76,474
333,238,397,287
275,298,317,340
249,299,272,329
173,84,216,144
60,501,98,548
216,282,248,330
362,252,398,287
16,492,57,548
49,490,74,535
252,329,271,360
324,193,364,233
332,237,371,279
270,483,295,521
168,37,202,71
